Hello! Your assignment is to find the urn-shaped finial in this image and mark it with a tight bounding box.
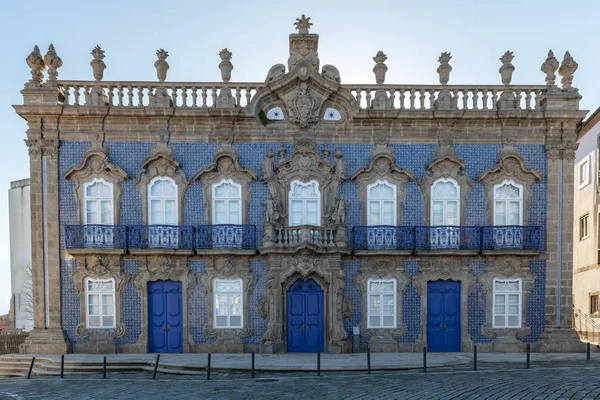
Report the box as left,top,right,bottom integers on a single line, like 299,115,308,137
25,45,46,86
558,51,578,90
44,44,62,82
541,50,559,87
218,48,233,83
294,14,313,34
437,52,452,86
154,49,170,82
90,45,106,81
499,51,515,86
373,51,388,85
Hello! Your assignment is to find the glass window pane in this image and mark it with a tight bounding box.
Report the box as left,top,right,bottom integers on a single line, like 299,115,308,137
369,295,381,316
382,295,395,315
102,316,114,327
165,200,176,224
494,294,505,314
508,294,519,314
369,316,380,327
215,316,228,327
432,201,444,225
495,201,506,225
215,294,228,316
383,202,394,225
86,201,98,224
508,315,519,327
228,200,240,224
508,202,520,225
494,315,505,327
89,316,101,327
446,201,458,225
229,316,242,328
230,294,242,316
369,202,380,226
215,280,227,292
150,200,162,224
383,316,394,328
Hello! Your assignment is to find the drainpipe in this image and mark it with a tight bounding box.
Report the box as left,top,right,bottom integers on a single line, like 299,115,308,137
557,158,563,327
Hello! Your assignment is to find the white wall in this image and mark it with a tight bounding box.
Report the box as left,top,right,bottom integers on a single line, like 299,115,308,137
9,179,32,331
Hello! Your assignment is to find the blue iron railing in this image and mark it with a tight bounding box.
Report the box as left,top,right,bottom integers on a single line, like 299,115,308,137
128,225,195,249
64,225,128,249
481,226,541,250
415,226,481,251
353,226,414,250
196,224,256,250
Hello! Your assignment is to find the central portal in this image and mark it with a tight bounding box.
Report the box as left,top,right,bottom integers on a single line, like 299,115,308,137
286,279,324,352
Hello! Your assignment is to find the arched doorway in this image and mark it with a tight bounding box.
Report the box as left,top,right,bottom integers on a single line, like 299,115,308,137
286,278,324,352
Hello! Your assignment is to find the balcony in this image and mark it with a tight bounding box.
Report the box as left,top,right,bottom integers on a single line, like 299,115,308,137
481,226,541,252
128,225,195,251
262,224,345,253
64,225,127,251
352,226,413,252
415,226,481,252
196,224,256,252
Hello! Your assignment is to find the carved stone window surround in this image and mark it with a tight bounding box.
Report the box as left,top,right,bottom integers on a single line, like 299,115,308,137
191,143,256,225
351,144,415,226
199,256,256,342
64,142,128,225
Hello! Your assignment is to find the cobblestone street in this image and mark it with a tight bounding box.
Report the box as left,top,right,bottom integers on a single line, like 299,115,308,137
1,362,600,399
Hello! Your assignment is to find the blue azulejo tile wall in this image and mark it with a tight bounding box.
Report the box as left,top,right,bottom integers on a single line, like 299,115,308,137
343,261,361,341
399,260,421,343
187,260,212,344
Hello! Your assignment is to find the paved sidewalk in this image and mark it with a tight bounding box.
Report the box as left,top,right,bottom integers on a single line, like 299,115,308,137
1,352,595,372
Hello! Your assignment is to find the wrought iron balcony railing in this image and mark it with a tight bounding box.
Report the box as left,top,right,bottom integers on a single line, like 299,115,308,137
64,225,127,249
415,226,481,251
127,225,195,249
481,226,541,251
352,226,413,250
196,224,256,250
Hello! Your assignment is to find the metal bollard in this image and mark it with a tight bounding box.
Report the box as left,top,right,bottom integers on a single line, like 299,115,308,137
367,347,371,374
423,346,427,373
526,344,530,369
27,357,35,379
103,356,107,379
207,353,211,381
473,345,477,371
152,354,160,380
587,342,591,361
251,352,255,378
60,355,64,379
317,351,321,377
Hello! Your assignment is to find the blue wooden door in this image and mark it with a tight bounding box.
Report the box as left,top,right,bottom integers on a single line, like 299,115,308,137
287,279,324,352
148,281,183,353
427,280,461,352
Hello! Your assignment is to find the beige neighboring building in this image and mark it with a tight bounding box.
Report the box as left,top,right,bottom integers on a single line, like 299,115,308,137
574,107,600,343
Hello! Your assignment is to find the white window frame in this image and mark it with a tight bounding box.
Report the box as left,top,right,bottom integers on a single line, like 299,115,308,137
148,176,178,225
367,278,397,328
430,178,460,226
213,278,243,329
367,180,397,226
288,180,321,227
493,180,523,226
492,278,522,328
579,155,591,189
85,278,116,329
580,213,590,240
212,179,242,225
83,178,114,225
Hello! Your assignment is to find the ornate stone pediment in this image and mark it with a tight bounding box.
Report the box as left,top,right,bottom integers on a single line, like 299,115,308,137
479,144,542,225
133,256,187,292
71,255,127,295
191,142,256,224
281,255,329,285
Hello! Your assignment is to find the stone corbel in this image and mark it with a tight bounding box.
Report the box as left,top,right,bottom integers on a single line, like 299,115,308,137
515,322,532,341
481,322,498,340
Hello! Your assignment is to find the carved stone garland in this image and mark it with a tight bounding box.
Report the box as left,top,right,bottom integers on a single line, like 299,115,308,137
71,255,128,341
351,142,415,225
353,259,408,342
64,140,128,224
191,142,257,224
479,143,542,225
199,256,256,342
420,142,472,225
135,131,188,225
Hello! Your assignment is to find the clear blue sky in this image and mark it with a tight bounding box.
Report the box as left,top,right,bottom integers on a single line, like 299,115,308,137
0,0,597,314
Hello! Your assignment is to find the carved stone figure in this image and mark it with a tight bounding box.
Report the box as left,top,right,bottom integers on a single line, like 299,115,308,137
261,148,279,199
263,193,280,224
331,195,347,225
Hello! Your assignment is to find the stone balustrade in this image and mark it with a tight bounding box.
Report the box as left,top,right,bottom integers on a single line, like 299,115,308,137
263,224,343,249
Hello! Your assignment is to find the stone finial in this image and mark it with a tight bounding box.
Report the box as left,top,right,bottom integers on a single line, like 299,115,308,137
373,51,388,85
541,50,559,87
558,51,578,90
499,51,515,86
294,14,313,34
43,44,62,82
25,45,46,87
218,48,233,83
90,45,106,81
154,49,169,82
437,52,452,86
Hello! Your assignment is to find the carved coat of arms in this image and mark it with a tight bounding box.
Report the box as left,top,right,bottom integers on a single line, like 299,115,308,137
290,83,318,128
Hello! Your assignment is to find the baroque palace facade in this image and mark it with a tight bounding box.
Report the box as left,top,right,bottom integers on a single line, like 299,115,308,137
17,16,586,354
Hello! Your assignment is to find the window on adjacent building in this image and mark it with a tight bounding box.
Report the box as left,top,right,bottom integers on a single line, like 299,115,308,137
493,279,521,328
289,180,320,226
580,214,590,240
86,278,115,328
367,279,396,328
84,179,113,225
494,180,523,226
212,179,242,225
148,177,177,225
590,294,599,315
431,178,459,226
579,156,590,189
367,180,396,226
214,279,243,328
